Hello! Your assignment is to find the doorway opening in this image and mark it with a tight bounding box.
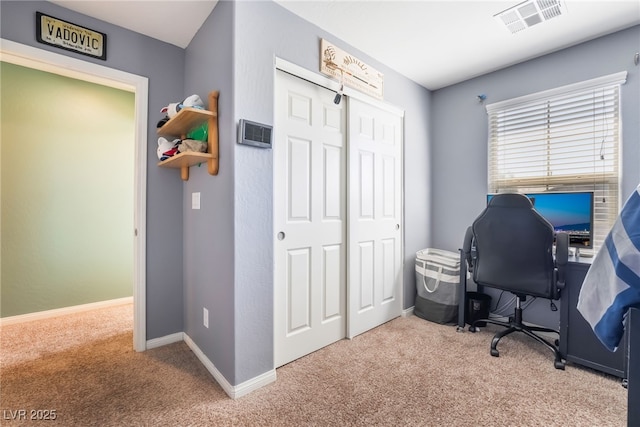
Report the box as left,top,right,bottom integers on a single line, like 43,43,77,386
0,39,148,351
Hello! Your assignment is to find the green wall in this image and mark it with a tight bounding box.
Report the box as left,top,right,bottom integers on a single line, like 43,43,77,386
1,62,135,317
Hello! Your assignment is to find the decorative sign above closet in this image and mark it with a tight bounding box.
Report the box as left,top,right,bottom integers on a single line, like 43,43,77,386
320,39,384,100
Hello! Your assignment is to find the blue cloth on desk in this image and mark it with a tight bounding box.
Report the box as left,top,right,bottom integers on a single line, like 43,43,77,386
577,183,640,351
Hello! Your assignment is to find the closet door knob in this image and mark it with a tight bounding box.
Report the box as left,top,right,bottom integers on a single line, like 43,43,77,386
277,231,286,241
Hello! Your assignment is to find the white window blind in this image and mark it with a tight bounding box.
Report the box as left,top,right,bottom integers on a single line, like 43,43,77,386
486,72,627,252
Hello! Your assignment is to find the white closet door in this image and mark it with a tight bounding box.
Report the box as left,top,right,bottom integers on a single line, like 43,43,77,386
274,70,347,367
347,98,403,338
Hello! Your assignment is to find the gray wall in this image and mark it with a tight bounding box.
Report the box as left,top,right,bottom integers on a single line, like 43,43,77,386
0,0,429,387
431,25,640,253
431,25,640,327
182,0,237,384
0,1,186,339
11,0,629,388
177,0,432,386
231,1,432,384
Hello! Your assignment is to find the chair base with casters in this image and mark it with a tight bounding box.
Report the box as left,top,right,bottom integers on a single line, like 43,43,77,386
470,296,566,370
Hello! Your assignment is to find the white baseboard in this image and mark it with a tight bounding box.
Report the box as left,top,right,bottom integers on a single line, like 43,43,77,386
0,297,133,326
146,332,184,350
233,368,277,399
183,333,276,399
402,306,415,317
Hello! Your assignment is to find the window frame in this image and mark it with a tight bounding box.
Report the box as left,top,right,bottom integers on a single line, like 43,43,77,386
485,72,627,253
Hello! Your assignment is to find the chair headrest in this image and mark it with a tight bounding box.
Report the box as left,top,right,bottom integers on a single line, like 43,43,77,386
488,193,533,209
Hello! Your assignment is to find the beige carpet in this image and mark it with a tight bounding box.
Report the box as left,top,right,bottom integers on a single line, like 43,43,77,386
0,304,627,426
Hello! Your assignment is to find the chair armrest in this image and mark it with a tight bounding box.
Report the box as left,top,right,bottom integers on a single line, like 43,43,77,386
555,232,569,296
462,226,474,272
555,232,569,267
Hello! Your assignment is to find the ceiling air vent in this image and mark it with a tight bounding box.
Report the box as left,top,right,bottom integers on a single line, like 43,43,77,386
495,0,564,34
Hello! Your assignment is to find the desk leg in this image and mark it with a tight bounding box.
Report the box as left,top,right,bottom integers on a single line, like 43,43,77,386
629,308,639,425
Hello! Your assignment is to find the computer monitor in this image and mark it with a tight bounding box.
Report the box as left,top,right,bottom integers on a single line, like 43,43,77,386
487,192,594,249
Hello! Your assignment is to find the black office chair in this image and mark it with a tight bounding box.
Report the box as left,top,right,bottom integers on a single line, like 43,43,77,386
462,193,569,370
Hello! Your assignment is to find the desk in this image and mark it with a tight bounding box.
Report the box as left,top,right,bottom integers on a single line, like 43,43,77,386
457,252,627,379
559,258,627,379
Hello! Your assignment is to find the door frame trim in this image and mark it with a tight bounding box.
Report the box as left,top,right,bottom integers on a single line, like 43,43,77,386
1,38,148,352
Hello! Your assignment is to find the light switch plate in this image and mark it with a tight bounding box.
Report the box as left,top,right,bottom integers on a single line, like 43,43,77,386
192,192,200,210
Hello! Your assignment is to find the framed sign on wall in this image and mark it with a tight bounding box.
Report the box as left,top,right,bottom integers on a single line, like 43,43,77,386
36,12,107,60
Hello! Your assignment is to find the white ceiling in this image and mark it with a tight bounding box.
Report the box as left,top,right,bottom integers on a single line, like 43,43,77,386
49,0,640,90
49,1,220,49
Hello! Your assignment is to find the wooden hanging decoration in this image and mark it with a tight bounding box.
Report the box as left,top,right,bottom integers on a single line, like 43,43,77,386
320,38,384,100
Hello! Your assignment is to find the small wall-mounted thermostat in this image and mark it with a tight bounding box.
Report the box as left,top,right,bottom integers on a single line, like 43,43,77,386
238,119,273,149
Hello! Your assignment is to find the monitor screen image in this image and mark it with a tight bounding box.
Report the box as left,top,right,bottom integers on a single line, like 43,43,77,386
487,192,594,249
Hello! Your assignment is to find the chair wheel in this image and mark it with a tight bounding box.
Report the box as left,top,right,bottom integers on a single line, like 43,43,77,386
554,360,565,370
555,339,560,346
490,348,499,357
469,326,477,333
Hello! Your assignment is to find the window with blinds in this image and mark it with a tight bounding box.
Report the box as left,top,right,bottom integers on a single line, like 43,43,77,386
486,72,627,252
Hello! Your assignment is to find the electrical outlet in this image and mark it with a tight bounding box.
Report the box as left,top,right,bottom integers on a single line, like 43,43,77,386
192,192,201,210
203,307,209,328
